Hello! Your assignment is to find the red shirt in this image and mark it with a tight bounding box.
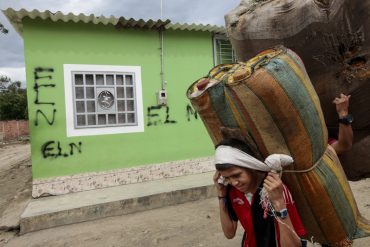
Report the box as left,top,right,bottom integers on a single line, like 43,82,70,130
228,185,306,247
328,137,337,145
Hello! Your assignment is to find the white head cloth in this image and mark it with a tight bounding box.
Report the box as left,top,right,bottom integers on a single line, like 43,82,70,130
214,145,294,172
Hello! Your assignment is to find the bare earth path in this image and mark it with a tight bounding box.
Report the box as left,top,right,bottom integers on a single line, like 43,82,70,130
0,143,31,222
0,143,369,247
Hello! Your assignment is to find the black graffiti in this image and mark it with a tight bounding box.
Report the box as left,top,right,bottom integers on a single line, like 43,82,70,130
34,67,56,126
33,67,56,105
35,109,56,126
42,141,82,159
35,67,84,161
34,67,54,79
164,106,176,124
186,104,198,121
33,83,56,105
34,74,52,80
69,142,82,155
35,67,54,73
34,67,54,81
147,105,176,126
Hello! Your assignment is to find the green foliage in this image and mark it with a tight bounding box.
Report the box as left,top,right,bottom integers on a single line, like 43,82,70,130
0,76,28,120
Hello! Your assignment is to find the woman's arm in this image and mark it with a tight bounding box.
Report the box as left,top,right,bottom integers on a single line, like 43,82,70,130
263,172,301,247
213,171,238,239
331,94,353,155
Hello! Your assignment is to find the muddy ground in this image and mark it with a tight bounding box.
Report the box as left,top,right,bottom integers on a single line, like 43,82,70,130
0,143,369,247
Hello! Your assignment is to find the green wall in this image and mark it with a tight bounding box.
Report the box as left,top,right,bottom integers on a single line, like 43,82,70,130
23,18,214,179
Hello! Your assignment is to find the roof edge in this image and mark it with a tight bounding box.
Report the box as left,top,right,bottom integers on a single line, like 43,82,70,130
2,8,227,37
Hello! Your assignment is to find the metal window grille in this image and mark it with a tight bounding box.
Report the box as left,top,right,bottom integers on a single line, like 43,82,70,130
213,36,237,65
72,72,137,128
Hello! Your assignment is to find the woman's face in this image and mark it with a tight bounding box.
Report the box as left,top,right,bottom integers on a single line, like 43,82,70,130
219,166,260,194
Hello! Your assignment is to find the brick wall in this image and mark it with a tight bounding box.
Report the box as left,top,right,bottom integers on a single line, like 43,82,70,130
0,120,29,141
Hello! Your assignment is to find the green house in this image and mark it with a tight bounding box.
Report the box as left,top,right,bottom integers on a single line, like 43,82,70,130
3,8,236,198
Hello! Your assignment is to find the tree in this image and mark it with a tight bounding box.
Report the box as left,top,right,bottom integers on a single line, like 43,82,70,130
0,75,27,120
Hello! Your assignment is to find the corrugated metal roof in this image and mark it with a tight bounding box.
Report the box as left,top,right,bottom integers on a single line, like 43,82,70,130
166,22,225,34
2,8,226,37
115,17,171,30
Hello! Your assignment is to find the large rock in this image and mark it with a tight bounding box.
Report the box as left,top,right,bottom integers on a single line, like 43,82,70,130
225,0,370,180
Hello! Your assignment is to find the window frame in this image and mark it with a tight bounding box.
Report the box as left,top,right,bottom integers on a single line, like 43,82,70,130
64,64,144,137
213,34,237,66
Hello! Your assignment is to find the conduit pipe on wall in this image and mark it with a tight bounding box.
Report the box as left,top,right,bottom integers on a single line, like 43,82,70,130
159,27,166,90
156,27,168,105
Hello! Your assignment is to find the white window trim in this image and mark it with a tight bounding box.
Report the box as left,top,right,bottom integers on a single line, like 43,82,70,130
64,64,144,137
212,34,237,66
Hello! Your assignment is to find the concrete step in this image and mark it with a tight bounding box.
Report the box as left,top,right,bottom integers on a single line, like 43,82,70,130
20,172,216,234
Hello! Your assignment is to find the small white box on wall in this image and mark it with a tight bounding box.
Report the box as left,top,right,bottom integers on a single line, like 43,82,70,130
156,89,167,105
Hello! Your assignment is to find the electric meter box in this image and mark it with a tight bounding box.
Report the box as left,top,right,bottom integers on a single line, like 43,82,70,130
156,90,167,105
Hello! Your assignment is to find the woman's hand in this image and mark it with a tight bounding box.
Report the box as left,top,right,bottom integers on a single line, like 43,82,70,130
264,172,302,247
333,93,350,118
213,171,227,197
214,171,237,239
263,172,285,210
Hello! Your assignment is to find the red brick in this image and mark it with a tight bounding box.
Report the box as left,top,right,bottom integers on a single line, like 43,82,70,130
0,120,29,141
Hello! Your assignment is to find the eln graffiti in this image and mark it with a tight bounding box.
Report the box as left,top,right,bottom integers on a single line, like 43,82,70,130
186,104,198,121
34,67,82,159
33,67,56,126
41,141,82,159
147,105,177,126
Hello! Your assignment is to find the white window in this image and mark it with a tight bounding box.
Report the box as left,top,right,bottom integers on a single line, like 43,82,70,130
64,64,144,137
213,35,237,65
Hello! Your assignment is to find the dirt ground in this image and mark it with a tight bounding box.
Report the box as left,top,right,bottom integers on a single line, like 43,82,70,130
0,143,369,247
0,143,32,224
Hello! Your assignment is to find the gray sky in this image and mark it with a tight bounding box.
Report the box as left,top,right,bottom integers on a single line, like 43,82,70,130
0,0,240,85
